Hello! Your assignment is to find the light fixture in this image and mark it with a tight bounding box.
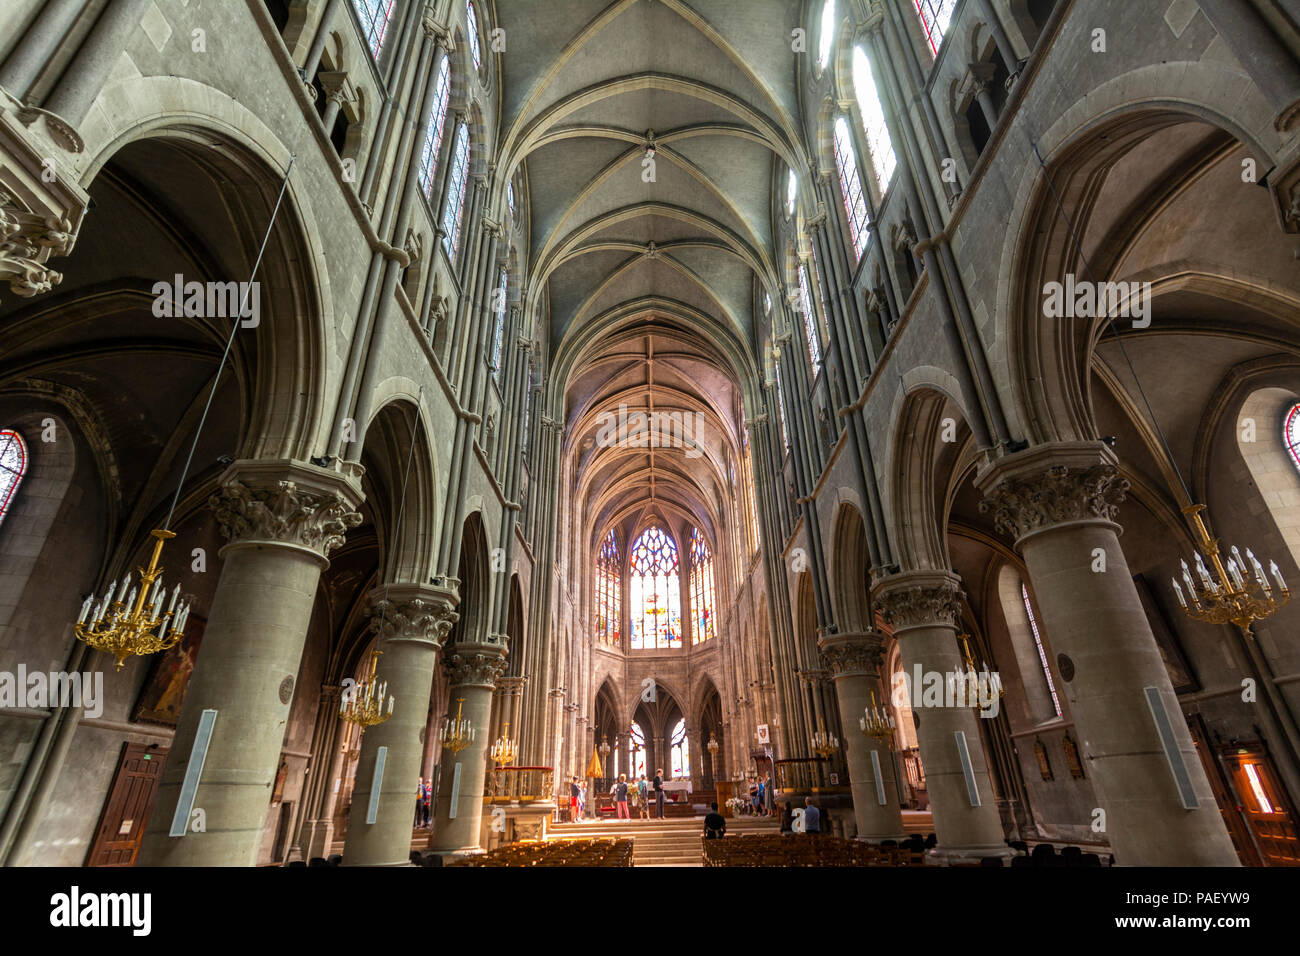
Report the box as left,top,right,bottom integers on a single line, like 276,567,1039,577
490,721,518,766
339,650,394,730
811,718,839,757
860,689,896,744
441,697,475,754
75,529,189,670
1171,504,1289,635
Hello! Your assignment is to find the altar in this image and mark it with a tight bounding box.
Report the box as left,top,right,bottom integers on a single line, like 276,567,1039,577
661,778,692,801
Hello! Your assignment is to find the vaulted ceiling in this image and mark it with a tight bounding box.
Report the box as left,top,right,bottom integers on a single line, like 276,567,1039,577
493,0,806,554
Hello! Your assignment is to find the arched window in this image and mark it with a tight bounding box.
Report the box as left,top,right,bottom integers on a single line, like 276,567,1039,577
1285,402,1300,474
0,429,28,527
670,717,691,779
507,181,516,222
629,526,681,649
817,0,836,70
851,47,898,194
796,264,822,374
832,117,871,260
913,0,958,55
596,530,621,646
774,360,790,451
689,528,716,644
418,56,452,198
742,437,758,555
352,0,396,58
629,721,647,778
785,168,798,216
490,267,507,381
466,1,482,70
520,367,534,462
1022,582,1062,718
441,123,470,260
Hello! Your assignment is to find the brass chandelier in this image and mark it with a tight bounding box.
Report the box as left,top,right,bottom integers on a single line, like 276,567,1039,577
1171,504,1289,634
860,689,896,744
339,650,394,730
74,529,190,670
490,721,518,766
441,697,475,754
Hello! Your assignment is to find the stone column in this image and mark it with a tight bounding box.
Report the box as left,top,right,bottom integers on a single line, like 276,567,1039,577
819,631,908,842
874,570,1013,863
0,0,84,102
344,583,458,866
289,683,344,862
428,640,507,855
976,442,1239,865
1195,0,1300,131
138,461,362,866
43,0,151,126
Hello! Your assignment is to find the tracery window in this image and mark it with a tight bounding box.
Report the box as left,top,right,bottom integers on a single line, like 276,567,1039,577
817,0,836,70
466,1,482,70
1285,403,1300,474
797,264,822,374
441,123,470,261
913,0,958,55
851,47,898,195
418,56,452,198
786,168,798,217
352,0,395,58
595,531,621,646
629,721,647,778
833,117,871,260
689,528,716,645
670,717,691,779
490,267,507,381
1022,583,1062,718
0,429,28,527
629,526,681,650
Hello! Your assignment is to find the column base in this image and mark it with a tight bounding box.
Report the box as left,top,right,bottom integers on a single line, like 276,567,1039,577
428,846,486,863
855,833,910,844
927,843,1017,866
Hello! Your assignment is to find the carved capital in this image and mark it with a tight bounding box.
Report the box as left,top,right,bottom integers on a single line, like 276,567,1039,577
817,630,886,678
443,641,508,688
975,441,1128,545
873,570,965,632
369,583,459,648
0,189,74,301
208,460,362,559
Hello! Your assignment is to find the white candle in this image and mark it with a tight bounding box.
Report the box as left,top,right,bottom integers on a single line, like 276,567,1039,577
77,595,93,624
168,583,180,614
1171,577,1187,609
126,586,137,610
121,572,131,597
1270,561,1286,592
388,695,395,714
104,580,117,608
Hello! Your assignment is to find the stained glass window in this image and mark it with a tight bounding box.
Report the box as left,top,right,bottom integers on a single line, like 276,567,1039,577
466,1,482,70
490,267,507,382
852,47,898,194
629,721,647,778
914,0,958,56
1022,583,1062,718
1285,403,1300,474
670,717,691,779
818,0,836,70
689,529,716,645
629,526,681,649
834,116,871,261
797,264,822,374
441,124,470,260
786,168,798,216
596,531,621,646
0,429,28,527
352,0,395,58
419,56,452,199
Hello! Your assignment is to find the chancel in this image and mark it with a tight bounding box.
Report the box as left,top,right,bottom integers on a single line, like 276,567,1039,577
0,0,1298,874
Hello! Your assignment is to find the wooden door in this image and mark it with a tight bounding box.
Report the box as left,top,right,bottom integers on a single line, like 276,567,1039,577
85,742,167,867
1222,744,1300,866
1186,716,1260,866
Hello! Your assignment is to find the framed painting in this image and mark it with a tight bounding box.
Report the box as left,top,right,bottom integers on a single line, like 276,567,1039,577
131,614,205,728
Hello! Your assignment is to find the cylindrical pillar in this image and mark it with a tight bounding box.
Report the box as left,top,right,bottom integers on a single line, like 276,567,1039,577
138,461,362,866
820,631,908,842
977,442,1239,865
428,640,507,855
343,584,458,866
1195,0,1300,130
875,570,1013,863
43,0,151,126
0,0,85,102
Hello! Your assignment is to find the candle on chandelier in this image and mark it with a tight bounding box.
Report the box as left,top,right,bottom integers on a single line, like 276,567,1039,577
167,583,180,615
1270,560,1286,592
1171,577,1187,609
1247,550,1268,589
77,595,93,625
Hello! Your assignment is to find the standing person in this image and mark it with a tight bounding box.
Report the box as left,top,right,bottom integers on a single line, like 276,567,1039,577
756,777,765,816
749,779,761,816
803,796,821,834
637,774,649,819
420,777,432,827
579,779,587,818
569,776,580,822
615,773,630,819
765,772,774,816
415,777,426,828
653,768,665,819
